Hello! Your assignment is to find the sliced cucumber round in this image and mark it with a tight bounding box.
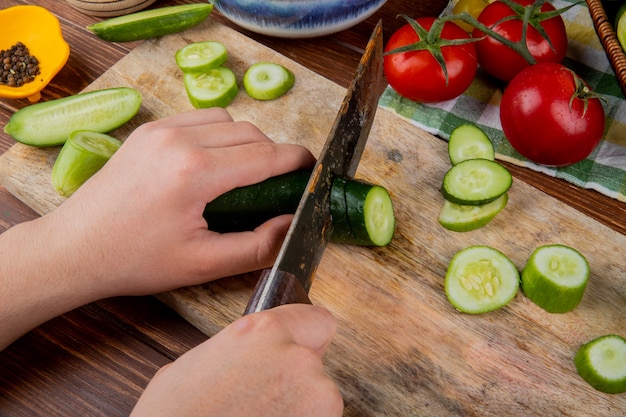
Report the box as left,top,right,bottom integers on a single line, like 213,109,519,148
448,124,495,165
176,41,228,73
520,244,589,313
4,87,142,147
439,193,508,232
87,4,213,42
243,62,295,101
445,246,519,314
183,67,238,109
52,130,122,197
441,159,512,205
575,334,626,394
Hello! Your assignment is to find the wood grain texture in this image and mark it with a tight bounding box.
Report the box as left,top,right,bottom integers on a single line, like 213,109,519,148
0,17,624,416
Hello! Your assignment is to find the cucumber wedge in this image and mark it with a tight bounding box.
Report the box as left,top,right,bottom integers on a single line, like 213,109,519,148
52,130,122,197
4,87,141,147
575,334,626,394
87,4,213,42
439,193,508,232
441,159,512,205
175,41,228,73
448,124,495,165
243,62,295,100
521,244,589,313
445,246,519,314
183,67,238,108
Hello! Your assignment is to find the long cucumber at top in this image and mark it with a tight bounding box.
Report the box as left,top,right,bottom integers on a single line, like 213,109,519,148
203,170,395,247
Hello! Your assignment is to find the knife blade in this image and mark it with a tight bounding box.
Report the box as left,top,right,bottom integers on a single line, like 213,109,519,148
244,20,385,315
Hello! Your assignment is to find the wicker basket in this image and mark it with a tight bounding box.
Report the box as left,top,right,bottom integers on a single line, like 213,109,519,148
586,0,626,96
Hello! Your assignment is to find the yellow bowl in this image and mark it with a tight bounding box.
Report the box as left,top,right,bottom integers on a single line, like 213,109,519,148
0,5,70,102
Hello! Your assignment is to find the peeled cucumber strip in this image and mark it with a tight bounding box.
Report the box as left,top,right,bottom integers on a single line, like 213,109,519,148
520,244,589,313
448,124,495,165
243,62,295,100
445,246,519,314
441,159,512,205
175,41,228,73
52,130,122,197
87,4,213,42
439,193,508,232
4,87,141,147
183,67,238,108
575,334,626,394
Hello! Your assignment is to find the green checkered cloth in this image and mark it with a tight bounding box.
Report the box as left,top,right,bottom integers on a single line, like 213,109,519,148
379,0,626,202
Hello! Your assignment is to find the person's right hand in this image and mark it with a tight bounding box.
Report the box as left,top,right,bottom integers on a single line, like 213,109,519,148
131,304,343,417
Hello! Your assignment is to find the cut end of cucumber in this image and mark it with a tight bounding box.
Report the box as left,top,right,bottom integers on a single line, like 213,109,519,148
445,246,520,314
521,244,589,313
448,124,495,165
439,193,508,232
575,334,626,394
363,185,396,246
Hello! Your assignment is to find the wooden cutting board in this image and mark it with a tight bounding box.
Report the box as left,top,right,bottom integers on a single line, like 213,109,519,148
1,17,625,416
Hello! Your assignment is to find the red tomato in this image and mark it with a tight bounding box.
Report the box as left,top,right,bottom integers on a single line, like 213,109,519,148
473,0,567,82
500,62,605,167
384,17,478,103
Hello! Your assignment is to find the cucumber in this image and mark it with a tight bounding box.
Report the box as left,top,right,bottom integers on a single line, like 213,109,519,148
448,124,495,165
175,41,228,73
87,4,213,42
445,246,520,314
4,87,141,147
243,62,295,101
51,130,122,197
441,158,512,205
574,334,626,394
183,67,238,108
330,177,395,246
520,244,589,313
438,193,508,232
202,170,395,247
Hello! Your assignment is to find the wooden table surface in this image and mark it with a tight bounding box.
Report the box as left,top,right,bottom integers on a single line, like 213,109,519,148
0,0,624,415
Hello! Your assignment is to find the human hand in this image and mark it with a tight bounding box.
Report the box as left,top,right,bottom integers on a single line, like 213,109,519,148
131,304,343,417
49,108,315,297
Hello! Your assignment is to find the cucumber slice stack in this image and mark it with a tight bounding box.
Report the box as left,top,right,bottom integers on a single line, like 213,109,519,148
438,124,510,232
521,244,589,313
575,334,626,394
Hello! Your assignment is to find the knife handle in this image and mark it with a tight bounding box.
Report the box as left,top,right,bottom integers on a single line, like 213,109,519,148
244,268,311,315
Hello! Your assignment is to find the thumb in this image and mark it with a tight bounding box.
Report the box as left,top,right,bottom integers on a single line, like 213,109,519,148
269,304,337,355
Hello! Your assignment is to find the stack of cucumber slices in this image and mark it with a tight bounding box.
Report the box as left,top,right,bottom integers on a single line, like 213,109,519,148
438,124,511,232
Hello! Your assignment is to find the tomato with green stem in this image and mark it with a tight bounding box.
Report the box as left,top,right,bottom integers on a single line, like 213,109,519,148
500,62,605,167
384,16,478,103
472,0,570,82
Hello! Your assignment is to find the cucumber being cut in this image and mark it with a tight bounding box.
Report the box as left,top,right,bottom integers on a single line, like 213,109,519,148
445,245,519,314
520,244,589,313
183,67,239,108
448,124,495,165
574,334,626,394
243,62,295,100
203,170,395,247
51,130,122,197
175,41,228,73
4,87,141,147
441,158,512,205
438,193,508,232
87,4,213,42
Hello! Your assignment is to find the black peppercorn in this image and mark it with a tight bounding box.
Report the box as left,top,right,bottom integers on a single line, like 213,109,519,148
0,42,41,88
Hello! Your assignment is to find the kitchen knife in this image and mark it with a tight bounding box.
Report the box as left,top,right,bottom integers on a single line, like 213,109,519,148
244,20,385,315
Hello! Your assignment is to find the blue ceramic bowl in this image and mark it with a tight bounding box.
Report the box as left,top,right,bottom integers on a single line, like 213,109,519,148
210,0,387,38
